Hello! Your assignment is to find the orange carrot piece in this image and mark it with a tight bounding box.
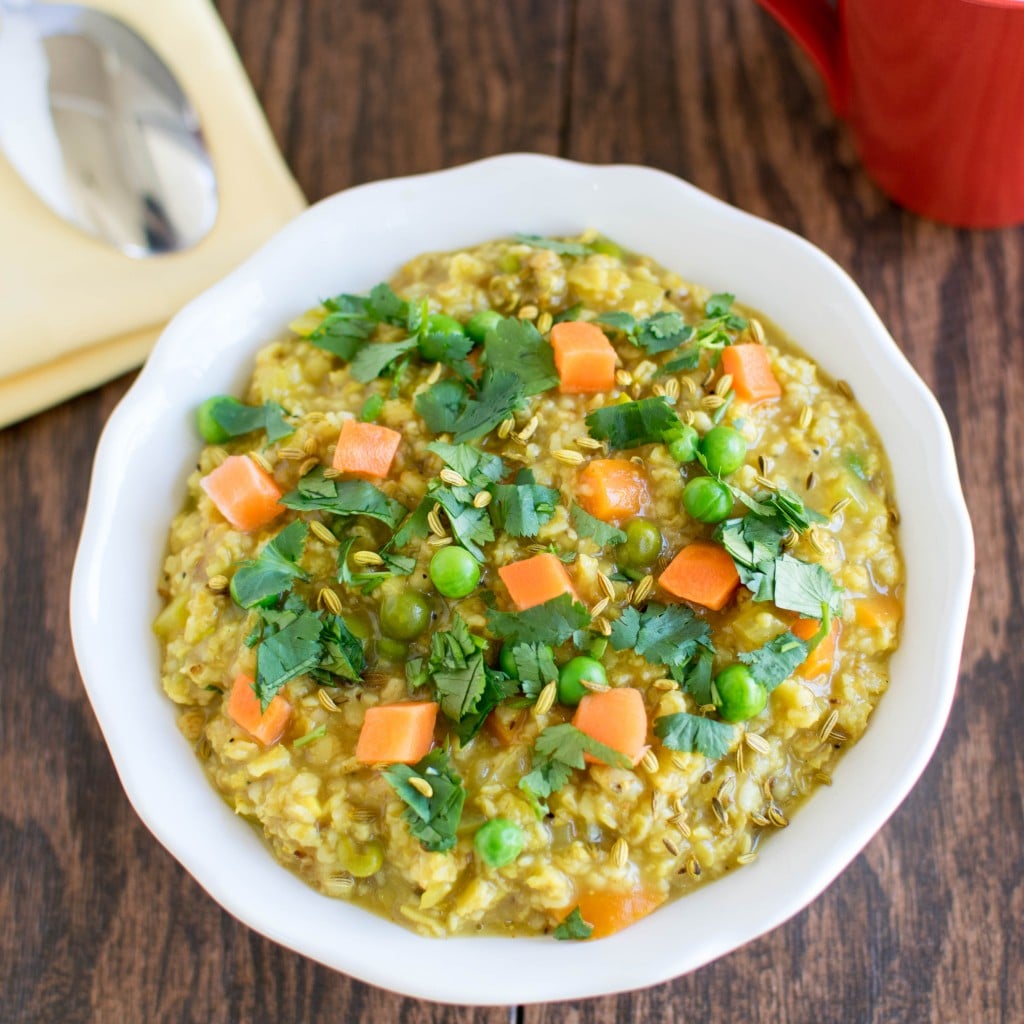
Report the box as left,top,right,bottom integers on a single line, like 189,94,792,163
355,701,438,764
572,687,648,766
658,540,740,611
561,887,665,939
200,455,284,533
853,594,903,630
721,344,781,403
486,706,522,747
791,617,840,679
332,419,402,479
576,459,650,522
551,321,617,394
227,672,292,746
498,552,578,611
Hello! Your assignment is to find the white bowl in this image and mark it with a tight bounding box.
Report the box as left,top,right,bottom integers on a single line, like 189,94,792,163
70,154,973,1005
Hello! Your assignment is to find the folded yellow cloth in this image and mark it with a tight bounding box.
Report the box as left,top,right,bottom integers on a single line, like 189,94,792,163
0,0,306,429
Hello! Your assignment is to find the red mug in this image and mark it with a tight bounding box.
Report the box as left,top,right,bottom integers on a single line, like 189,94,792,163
756,0,1024,227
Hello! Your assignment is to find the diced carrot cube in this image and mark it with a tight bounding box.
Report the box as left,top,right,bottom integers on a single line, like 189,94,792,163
200,455,284,533
551,321,617,394
498,553,578,611
853,594,903,630
227,672,292,746
559,887,665,939
576,459,649,522
355,701,438,764
332,419,402,479
721,344,781,403
572,687,648,766
791,617,840,679
658,540,740,611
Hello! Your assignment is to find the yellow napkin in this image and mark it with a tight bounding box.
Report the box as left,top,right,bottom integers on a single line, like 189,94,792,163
0,0,306,428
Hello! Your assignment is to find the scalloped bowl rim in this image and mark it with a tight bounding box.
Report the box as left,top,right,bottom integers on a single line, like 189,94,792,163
70,154,973,1005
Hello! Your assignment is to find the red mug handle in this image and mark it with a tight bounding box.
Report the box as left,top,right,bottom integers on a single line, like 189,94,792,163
754,0,849,116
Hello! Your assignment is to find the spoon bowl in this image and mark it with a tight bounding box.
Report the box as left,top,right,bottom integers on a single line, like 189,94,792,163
0,0,217,257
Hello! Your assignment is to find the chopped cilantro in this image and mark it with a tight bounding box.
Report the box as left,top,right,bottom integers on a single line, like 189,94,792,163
570,503,626,547
415,379,468,433
680,647,715,705
510,642,559,700
654,712,734,759
229,520,309,609
609,603,712,678
293,723,327,748
280,468,407,529
552,303,583,324
364,283,408,323
383,749,466,852
250,597,365,710
738,630,809,692
359,394,385,422
350,337,419,383
306,309,375,360
483,318,559,396
554,907,594,941
337,539,415,592
585,397,682,450
206,399,294,443
486,593,592,647
451,369,525,444
734,487,828,533
432,488,494,561
427,441,506,501
489,470,559,538
597,310,694,356
772,556,842,619
418,319,474,374
520,723,630,808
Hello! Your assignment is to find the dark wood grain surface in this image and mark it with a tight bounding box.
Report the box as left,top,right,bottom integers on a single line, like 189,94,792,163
2,1,1020,1021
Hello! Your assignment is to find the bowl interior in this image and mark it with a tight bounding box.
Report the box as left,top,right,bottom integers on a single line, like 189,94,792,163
71,155,973,1004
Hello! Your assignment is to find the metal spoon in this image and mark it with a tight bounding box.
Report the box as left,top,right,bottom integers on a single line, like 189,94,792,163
0,0,217,257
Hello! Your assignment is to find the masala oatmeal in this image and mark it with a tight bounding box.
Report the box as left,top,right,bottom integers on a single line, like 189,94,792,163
155,232,903,940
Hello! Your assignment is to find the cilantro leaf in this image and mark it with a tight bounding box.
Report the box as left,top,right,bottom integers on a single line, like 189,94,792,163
205,398,294,443
636,311,694,355
596,311,637,335
418,318,475,375
315,612,366,683
733,487,827,533
772,556,842,618
704,292,736,318
554,907,594,941
585,397,682,450
487,593,592,647
306,310,375,360
510,642,559,700
520,723,630,807
609,603,712,676
570,503,627,547
383,750,465,853
483,318,559,396
514,233,593,256
489,475,559,538
738,630,808,692
350,337,418,383
427,441,505,500
451,369,525,444
365,282,407,323
254,606,323,709
452,667,520,745
415,378,469,433
359,394,385,422
433,654,487,723
432,488,494,561
679,647,715,705
229,520,309,609
280,468,407,529
654,712,734,759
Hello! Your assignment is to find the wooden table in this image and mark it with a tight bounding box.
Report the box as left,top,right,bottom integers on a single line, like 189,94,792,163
3,2,1019,1020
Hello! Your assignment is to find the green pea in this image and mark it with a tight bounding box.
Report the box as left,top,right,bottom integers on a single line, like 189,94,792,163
466,309,503,342
474,818,525,868
337,836,384,878
498,252,521,274
682,476,734,523
699,426,747,477
558,656,607,707
196,395,243,444
499,643,519,678
429,545,481,599
379,590,432,640
619,518,663,568
665,424,699,464
712,664,767,722
377,636,409,661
